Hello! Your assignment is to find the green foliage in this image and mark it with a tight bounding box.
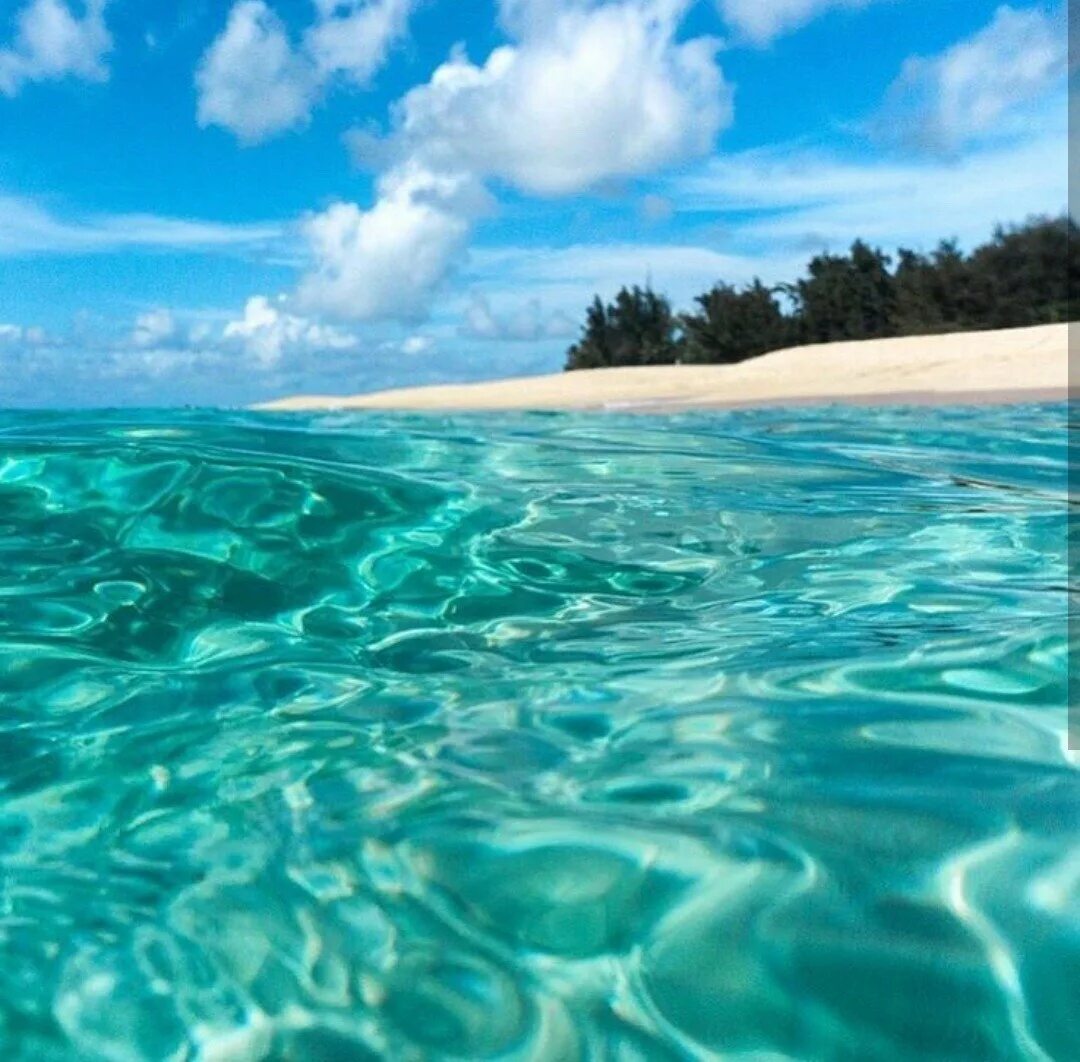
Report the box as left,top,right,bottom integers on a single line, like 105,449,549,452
682,281,792,364
892,241,973,335
564,215,1077,371
965,217,1078,328
792,240,897,344
565,286,682,371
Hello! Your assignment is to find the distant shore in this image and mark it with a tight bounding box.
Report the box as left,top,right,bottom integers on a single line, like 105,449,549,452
257,323,1071,413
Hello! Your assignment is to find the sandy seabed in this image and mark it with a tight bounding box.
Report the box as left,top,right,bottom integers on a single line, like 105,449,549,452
258,323,1072,413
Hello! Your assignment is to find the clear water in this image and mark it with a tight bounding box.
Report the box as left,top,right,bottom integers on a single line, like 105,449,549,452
0,405,1074,1061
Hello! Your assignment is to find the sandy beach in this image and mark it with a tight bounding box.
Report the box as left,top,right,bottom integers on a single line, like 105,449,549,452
258,323,1072,413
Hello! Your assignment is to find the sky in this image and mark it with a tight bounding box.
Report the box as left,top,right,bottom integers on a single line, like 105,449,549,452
0,0,1070,407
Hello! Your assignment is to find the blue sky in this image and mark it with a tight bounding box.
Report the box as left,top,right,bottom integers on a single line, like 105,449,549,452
0,0,1069,407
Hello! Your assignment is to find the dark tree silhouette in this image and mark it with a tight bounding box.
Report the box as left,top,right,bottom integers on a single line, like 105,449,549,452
965,217,1077,329
565,286,682,370
893,241,974,335
564,297,615,370
792,240,896,344
564,215,1077,371
682,281,791,364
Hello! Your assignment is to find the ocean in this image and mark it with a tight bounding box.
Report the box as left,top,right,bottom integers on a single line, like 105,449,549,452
0,404,1074,1060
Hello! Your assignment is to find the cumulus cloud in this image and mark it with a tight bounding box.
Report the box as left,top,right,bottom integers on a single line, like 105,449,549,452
307,0,414,85
224,294,359,364
0,0,111,96
385,0,729,195
196,0,414,143
131,308,177,348
875,5,1067,153
303,0,730,323
196,2,317,143
460,292,577,342
297,164,481,321
715,0,879,45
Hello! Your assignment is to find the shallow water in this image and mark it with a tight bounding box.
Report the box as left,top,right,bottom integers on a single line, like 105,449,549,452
0,404,1074,1061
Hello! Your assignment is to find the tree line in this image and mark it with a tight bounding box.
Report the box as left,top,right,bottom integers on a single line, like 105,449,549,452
564,215,1077,371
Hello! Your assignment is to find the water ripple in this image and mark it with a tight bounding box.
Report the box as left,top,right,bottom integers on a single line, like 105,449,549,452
0,404,1072,1060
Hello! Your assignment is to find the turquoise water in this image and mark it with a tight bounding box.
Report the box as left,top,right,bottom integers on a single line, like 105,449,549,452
0,404,1074,1061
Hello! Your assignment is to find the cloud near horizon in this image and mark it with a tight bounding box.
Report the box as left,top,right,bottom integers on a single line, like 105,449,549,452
0,297,366,400
131,308,177,349
224,294,360,364
0,303,445,408
460,292,577,343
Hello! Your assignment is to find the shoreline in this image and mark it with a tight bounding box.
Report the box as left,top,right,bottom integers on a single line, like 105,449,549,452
602,385,1072,413
256,323,1072,413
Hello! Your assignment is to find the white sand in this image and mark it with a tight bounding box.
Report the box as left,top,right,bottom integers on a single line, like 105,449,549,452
257,323,1071,412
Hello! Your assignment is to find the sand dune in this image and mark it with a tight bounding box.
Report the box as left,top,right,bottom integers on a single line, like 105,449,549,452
257,323,1072,412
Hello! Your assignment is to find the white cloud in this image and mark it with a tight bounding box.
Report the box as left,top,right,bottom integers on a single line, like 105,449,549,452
387,0,730,195
466,241,796,319
224,295,359,364
0,322,51,353
0,322,49,345
131,308,177,348
460,292,577,342
0,0,111,96
400,334,434,356
461,292,501,339
305,0,729,323
188,322,214,346
670,121,1068,252
0,193,286,256
196,0,414,143
875,5,1068,153
297,164,481,321
307,0,413,84
195,1,317,144
716,0,878,45
0,301,364,406
462,112,1067,318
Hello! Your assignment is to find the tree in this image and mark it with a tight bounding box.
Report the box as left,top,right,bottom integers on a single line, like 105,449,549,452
681,280,792,364
564,297,615,370
562,215,1077,372
966,216,1079,328
891,241,974,334
565,286,682,371
793,240,896,344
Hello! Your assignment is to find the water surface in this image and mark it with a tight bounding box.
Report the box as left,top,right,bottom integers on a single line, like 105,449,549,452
0,405,1074,1060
